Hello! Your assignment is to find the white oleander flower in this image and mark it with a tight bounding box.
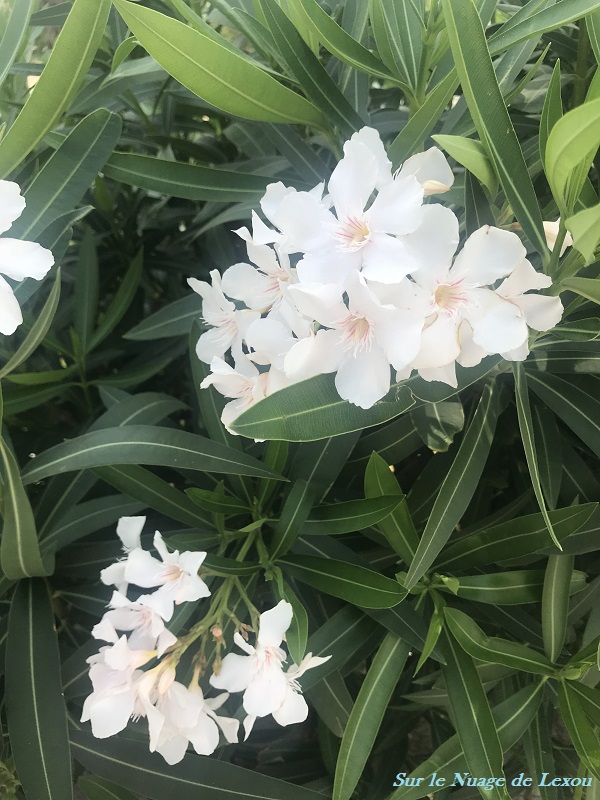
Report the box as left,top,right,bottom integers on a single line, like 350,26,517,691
209,601,330,735
0,180,54,335
92,590,177,656
123,531,210,621
200,355,270,433
100,515,147,594
543,219,573,255
188,269,260,364
285,271,423,408
398,147,455,196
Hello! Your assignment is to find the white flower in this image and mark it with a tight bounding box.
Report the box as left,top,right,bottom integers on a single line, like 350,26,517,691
260,127,425,286
124,531,210,621
209,601,330,735
188,269,260,364
0,180,54,335
80,636,155,738
398,147,455,196
200,355,270,432
285,271,423,408
92,590,177,656
100,515,146,593
543,219,573,255
403,208,541,382
140,679,239,765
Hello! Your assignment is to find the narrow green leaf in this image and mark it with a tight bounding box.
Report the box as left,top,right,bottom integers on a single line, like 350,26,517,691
334,633,410,800
0,438,50,579
74,232,99,353
6,579,72,800
124,295,201,341
185,487,249,516
445,608,557,676
21,425,285,485
539,60,562,163
405,382,499,589
432,135,496,193
280,580,308,665
566,204,600,264
562,276,600,305
465,171,496,236
270,480,315,560
589,10,600,64
0,0,35,87
303,495,403,535
441,630,510,800
410,398,465,453
369,0,422,91
113,0,325,128
442,0,547,256
0,0,111,177
448,568,585,605
558,681,600,781
542,555,574,661
232,374,415,441
280,554,407,609
0,268,61,380
88,250,142,351
364,451,419,563
513,363,561,549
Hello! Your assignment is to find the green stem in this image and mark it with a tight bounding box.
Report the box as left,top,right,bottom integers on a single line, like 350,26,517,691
573,19,591,108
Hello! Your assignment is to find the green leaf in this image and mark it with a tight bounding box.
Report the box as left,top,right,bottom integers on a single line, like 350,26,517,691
112,0,325,128
435,504,596,571
442,0,547,256
29,2,71,26
6,580,72,800
185,487,249,516
444,609,557,676
545,98,600,213
566,204,600,264
531,404,562,510
21,425,285,485
280,580,308,665
232,375,415,441
334,633,410,800
489,0,600,57
259,0,363,136
527,371,600,460
0,0,111,177
558,681,600,781
542,554,575,661
0,438,50,579
389,682,544,800
447,569,585,605
539,60,562,164
513,363,561,549
270,480,315,560
388,70,459,167
280,554,407,608
410,399,465,453
0,268,61,380
74,232,98,354
10,110,122,241
440,630,510,800
79,775,138,800
562,276,600,305
589,10,600,64
124,295,201,341
405,382,499,590
523,705,557,800
465,170,496,236
303,495,403,535
102,153,299,203
369,0,422,91
88,250,142,351
432,135,497,194
0,0,35,87
364,451,419,563
294,0,391,80
71,730,324,800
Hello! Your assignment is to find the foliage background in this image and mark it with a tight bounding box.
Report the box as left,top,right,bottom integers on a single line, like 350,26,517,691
1,0,600,798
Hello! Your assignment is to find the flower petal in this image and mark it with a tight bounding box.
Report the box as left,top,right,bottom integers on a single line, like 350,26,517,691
328,140,377,219
0,180,26,234
412,315,460,369
209,653,254,693
0,274,23,335
335,348,391,409
272,688,309,727
360,233,419,284
496,259,551,297
516,293,564,331
349,127,393,188
242,663,288,717
467,290,528,353
116,516,146,552
399,147,455,195
367,175,424,236
452,226,526,286
257,600,293,648
283,328,343,382
402,204,459,290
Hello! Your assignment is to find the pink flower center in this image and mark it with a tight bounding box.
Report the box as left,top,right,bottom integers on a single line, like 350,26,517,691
340,313,374,354
433,278,469,318
331,215,371,252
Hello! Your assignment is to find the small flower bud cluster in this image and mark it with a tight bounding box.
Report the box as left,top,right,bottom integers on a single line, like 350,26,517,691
189,127,565,424
82,518,330,763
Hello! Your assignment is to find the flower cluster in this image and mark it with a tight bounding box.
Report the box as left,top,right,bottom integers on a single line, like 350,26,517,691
0,180,54,335
82,518,328,763
189,127,564,425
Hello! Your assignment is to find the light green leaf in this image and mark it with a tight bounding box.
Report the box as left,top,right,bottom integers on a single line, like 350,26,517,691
539,60,562,163
0,0,35,87
6,580,72,800
442,0,547,256
369,0,422,91
0,0,111,177
280,554,407,608
432,135,497,194
334,633,410,800
21,425,285,485
405,382,499,590
112,0,325,128
566,204,600,264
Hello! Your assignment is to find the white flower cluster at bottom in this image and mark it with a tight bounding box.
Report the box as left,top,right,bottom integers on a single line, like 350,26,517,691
82,517,329,764
188,127,565,428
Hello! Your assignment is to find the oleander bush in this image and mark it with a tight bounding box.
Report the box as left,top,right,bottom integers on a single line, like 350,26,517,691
1,1,600,798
